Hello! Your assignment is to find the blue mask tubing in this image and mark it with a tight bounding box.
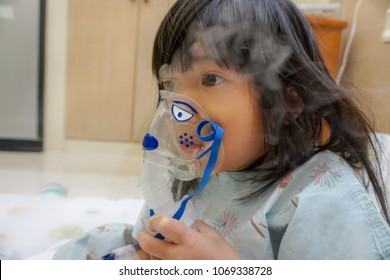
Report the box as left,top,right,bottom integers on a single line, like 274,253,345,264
151,120,224,240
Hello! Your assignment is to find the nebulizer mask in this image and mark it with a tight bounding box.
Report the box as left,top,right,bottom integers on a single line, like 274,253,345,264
138,89,224,237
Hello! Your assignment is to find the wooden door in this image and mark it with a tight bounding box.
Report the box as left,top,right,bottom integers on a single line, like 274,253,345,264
130,0,174,142
66,0,139,141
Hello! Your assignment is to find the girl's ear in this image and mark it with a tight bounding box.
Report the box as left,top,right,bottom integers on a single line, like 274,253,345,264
283,85,303,125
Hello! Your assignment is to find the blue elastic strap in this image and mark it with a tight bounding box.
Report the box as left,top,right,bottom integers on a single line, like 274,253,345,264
171,120,224,220
150,120,223,239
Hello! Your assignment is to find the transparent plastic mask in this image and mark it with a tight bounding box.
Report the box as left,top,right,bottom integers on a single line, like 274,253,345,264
142,90,224,181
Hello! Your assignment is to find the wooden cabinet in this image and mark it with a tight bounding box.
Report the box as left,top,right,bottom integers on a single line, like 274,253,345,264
306,15,348,78
65,0,175,143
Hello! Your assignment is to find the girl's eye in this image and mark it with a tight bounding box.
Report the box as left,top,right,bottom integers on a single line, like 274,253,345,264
172,105,194,122
202,74,224,87
162,80,175,92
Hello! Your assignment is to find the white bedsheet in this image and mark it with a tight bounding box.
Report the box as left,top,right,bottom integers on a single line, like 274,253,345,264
0,194,144,260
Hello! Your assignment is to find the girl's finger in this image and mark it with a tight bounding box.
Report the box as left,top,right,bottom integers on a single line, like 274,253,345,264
147,216,194,244
137,231,175,259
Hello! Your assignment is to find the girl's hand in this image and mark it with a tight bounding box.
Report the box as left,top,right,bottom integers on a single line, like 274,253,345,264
136,247,154,260
137,216,240,260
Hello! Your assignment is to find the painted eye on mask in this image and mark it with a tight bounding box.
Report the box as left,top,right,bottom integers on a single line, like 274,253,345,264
172,104,194,122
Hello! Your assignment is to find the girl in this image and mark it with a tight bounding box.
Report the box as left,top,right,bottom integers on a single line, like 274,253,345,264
53,0,390,260
134,0,390,260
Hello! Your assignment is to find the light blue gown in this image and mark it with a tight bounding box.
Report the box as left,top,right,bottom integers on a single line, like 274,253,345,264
54,151,390,259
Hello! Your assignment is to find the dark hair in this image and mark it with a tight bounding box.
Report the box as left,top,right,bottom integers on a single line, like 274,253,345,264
152,0,389,223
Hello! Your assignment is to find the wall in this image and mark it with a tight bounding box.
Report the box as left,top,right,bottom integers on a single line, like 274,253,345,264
340,0,390,133
44,0,67,151
292,0,389,133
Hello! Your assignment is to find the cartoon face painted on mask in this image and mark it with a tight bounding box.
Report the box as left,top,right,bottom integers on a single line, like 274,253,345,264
142,90,224,181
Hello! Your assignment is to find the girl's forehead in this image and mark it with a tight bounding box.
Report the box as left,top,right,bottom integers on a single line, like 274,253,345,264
159,41,216,79
189,40,208,59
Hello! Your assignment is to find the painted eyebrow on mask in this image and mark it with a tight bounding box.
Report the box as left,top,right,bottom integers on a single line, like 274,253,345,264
173,101,199,115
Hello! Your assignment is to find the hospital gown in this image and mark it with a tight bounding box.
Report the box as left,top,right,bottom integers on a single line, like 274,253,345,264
54,151,390,259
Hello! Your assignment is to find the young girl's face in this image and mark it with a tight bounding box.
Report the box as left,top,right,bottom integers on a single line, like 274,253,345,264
159,46,266,172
